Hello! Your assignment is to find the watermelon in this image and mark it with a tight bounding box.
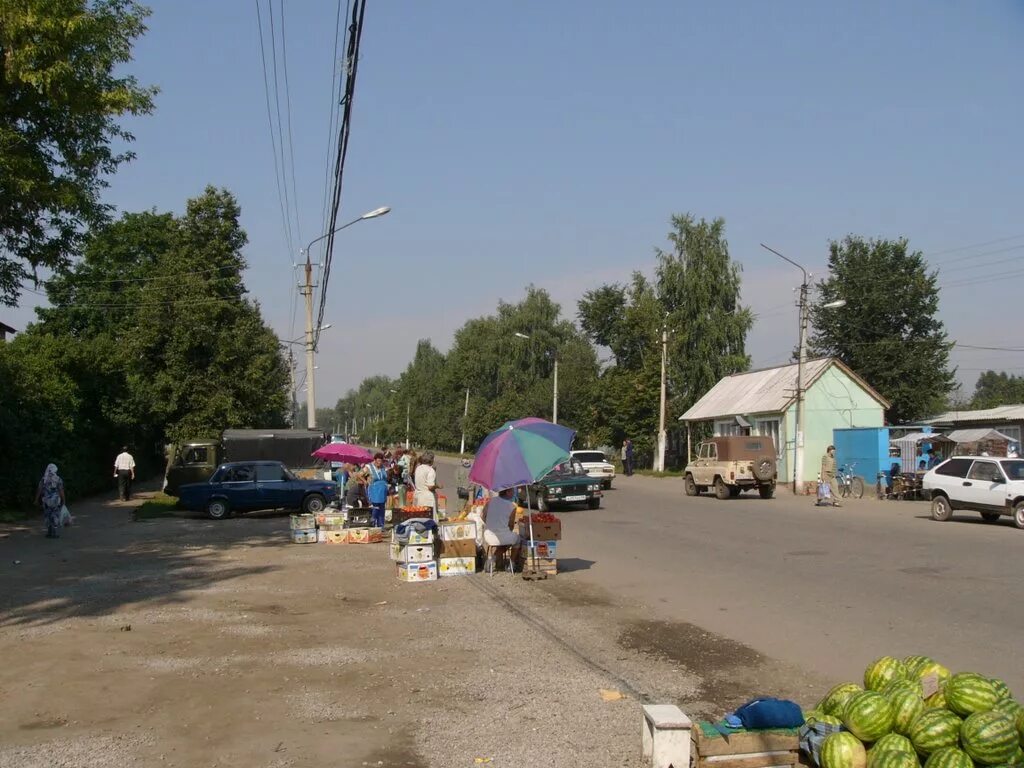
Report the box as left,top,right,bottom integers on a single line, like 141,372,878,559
886,679,926,699
991,699,1022,721
925,689,948,710
917,661,953,686
924,747,974,768
823,731,868,768
947,674,1000,717
1016,709,1024,745
990,679,1013,702
872,734,918,757
867,657,911,692
961,711,1018,765
891,690,927,736
845,691,896,741
823,683,867,716
870,752,922,768
905,656,934,677
910,709,964,755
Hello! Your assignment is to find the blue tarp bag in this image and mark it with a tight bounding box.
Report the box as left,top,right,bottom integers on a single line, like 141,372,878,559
732,698,805,729
799,720,843,767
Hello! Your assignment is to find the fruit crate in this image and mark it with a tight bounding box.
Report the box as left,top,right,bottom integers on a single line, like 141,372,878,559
692,722,800,768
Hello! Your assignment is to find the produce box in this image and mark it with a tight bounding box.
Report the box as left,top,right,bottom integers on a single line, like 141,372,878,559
397,561,438,583
518,516,561,541
291,529,317,544
438,556,476,576
390,526,434,546
324,530,348,544
438,520,476,542
317,530,329,543
290,513,316,531
692,722,799,768
521,539,558,558
315,513,345,528
348,527,383,544
439,538,476,558
519,553,557,576
392,544,434,563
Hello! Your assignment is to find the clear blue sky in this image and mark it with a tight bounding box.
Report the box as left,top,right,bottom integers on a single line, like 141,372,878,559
9,0,1024,405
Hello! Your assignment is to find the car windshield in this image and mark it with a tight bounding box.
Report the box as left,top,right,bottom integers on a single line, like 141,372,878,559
549,460,586,476
1000,460,1024,480
573,451,607,463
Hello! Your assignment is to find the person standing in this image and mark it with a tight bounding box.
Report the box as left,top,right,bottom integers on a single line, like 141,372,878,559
624,439,634,476
366,452,390,529
821,445,840,506
413,451,442,518
113,446,136,501
35,464,66,538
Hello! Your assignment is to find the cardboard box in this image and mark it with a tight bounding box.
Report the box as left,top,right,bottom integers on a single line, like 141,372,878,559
291,529,317,544
393,544,434,563
290,513,316,531
518,520,561,541
316,513,344,528
349,527,383,544
520,539,558,558
439,538,477,558
520,553,557,575
397,561,438,582
439,556,476,576
438,520,476,542
325,530,348,544
317,530,329,543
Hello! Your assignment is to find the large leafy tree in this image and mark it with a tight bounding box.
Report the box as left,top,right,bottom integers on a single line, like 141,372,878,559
971,371,1024,409
0,0,156,305
809,236,954,423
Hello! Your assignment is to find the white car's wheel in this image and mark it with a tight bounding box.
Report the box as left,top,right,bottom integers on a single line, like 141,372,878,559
931,494,952,522
1014,501,1024,530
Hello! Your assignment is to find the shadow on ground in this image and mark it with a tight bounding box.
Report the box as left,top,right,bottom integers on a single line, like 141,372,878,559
0,486,288,628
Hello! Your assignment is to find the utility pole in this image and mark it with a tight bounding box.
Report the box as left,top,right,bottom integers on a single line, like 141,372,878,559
302,255,317,430
552,355,559,424
795,280,809,494
405,401,411,450
287,348,297,428
656,322,668,472
459,388,469,455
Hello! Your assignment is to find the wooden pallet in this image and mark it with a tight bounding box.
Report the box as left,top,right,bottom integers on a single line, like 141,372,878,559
693,724,800,768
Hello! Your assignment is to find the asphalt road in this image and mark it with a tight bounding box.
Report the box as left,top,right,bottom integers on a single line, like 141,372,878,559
438,460,1023,694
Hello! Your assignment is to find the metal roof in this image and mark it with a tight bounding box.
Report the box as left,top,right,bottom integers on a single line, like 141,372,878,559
927,404,1024,424
679,357,889,422
946,428,1016,444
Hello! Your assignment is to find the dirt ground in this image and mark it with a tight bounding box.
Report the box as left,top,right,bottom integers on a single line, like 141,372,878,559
0,487,827,768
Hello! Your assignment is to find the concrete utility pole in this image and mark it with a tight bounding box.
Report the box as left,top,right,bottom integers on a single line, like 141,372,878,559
459,388,469,455
302,255,316,430
552,355,559,424
405,401,411,450
656,322,668,472
288,349,297,428
795,280,809,493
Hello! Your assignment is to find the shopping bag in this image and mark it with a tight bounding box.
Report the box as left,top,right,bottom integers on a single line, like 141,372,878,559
60,504,74,527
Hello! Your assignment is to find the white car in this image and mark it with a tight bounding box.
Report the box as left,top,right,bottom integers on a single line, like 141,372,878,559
922,456,1024,528
571,450,616,489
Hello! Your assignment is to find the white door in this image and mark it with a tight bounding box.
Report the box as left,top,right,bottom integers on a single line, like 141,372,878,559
962,460,1006,511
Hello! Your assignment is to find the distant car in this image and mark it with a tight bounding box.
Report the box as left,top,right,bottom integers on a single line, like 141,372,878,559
178,460,338,520
571,449,616,489
684,435,777,499
518,458,603,511
922,456,1024,528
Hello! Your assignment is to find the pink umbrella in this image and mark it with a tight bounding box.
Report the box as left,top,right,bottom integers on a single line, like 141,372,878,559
312,443,374,465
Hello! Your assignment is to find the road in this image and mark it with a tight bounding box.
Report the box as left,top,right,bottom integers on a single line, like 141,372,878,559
438,460,1024,694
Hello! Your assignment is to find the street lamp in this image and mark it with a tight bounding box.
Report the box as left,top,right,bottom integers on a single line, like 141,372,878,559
298,206,391,430
390,388,410,449
760,243,845,492
513,332,558,424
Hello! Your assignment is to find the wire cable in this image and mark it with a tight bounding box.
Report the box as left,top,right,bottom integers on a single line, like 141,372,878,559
267,1,296,254
278,0,302,246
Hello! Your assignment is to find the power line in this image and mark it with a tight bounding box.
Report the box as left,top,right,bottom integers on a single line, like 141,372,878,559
278,0,302,246
267,1,297,253
924,233,1024,259
43,265,237,286
319,0,349,289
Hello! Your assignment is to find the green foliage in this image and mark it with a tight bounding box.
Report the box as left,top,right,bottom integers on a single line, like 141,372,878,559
134,493,178,520
809,236,955,423
0,0,156,305
971,371,1024,409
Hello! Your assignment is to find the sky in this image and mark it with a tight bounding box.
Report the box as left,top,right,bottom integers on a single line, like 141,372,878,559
7,0,1024,406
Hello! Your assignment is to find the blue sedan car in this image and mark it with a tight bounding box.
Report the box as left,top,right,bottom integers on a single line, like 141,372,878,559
178,460,337,520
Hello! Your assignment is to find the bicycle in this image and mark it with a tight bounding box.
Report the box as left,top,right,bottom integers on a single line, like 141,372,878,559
837,463,865,499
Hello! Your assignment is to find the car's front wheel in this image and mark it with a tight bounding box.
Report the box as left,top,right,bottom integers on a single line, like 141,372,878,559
207,498,230,520
714,478,730,500
684,474,698,497
980,511,1001,523
1014,500,1024,530
931,494,952,522
302,494,326,514
587,497,600,509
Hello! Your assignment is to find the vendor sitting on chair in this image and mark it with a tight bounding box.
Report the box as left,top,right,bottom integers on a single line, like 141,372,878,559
482,488,521,568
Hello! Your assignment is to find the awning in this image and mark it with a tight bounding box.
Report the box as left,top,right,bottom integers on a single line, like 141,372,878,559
946,428,1016,444
889,432,954,446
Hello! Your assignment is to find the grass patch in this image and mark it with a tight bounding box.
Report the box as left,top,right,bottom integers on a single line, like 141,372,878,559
634,469,684,478
134,493,180,521
0,507,34,524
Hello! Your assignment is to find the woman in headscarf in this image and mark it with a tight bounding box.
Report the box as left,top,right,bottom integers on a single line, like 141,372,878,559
34,464,66,539
413,451,443,518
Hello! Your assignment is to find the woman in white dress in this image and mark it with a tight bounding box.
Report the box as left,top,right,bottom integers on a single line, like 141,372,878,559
413,452,443,517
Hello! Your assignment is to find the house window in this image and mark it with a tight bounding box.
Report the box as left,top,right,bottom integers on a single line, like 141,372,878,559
755,419,781,453
715,420,745,436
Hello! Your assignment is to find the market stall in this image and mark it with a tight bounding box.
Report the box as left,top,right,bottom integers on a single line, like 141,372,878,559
947,428,1017,457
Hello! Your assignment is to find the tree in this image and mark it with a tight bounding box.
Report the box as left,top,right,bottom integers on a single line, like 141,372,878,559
0,0,156,305
809,236,955,423
972,371,1024,409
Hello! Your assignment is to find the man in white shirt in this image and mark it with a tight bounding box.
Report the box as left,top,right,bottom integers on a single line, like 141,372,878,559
114,446,136,501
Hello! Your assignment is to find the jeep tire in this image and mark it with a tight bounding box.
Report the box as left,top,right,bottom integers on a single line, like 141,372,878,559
714,477,730,500
684,474,698,497
753,456,775,482
759,484,775,499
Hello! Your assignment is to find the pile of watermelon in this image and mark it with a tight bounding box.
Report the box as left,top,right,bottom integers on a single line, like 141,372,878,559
804,656,1024,768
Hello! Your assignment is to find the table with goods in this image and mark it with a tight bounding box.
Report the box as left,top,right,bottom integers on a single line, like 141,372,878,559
684,655,1023,768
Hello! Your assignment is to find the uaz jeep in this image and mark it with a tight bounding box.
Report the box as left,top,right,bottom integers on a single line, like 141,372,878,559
684,435,777,500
